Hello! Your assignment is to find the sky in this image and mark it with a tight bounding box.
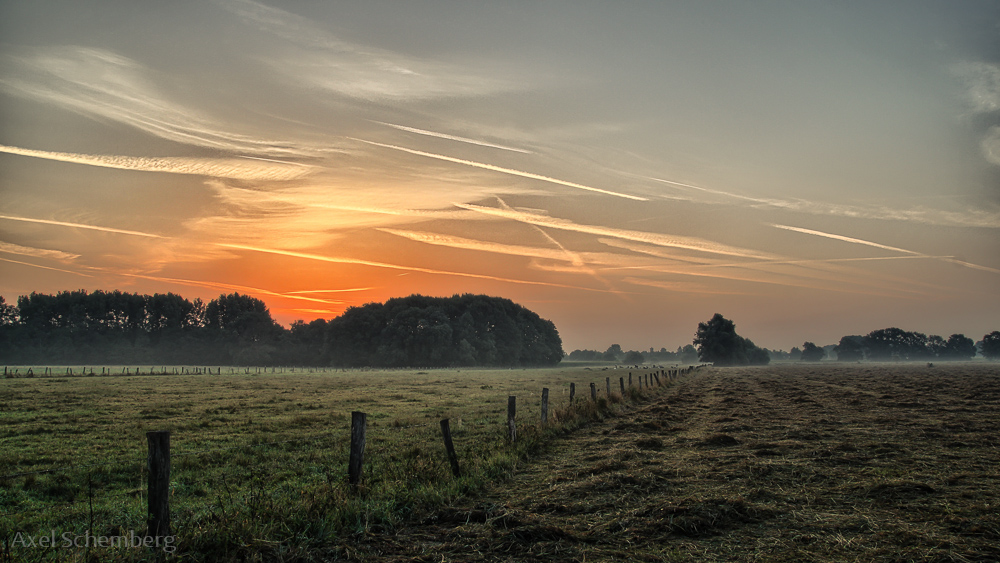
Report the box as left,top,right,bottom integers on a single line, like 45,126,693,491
1,0,998,352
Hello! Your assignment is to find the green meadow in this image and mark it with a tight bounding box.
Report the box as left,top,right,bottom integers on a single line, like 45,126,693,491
0,364,668,561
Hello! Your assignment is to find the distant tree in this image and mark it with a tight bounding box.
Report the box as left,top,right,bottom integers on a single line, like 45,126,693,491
623,350,645,364
326,294,563,367
834,335,865,362
602,344,623,362
982,331,1000,360
0,296,17,326
567,349,602,361
800,342,826,362
679,344,699,363
693,313,769,366
944,334,976,360
789,346,802,361
863,328,930,361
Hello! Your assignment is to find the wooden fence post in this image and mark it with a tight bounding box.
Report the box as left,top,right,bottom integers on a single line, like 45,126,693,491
349,411,367,486
619,377,625,395
629,372,632,387
440,419,461,477
606,377,611,396
590,382,597,401
654,372,661,386
541,388,549,425
507,396,517,442
570,382,576,404
146,431,171,539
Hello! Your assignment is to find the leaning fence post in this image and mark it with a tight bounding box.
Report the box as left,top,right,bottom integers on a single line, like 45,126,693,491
590,382,597,401
146,431,171,539
440,419,461,477
507,396,517,442
570,382,576,404
619,377,625,395
541,388,549,425
349,411,367,486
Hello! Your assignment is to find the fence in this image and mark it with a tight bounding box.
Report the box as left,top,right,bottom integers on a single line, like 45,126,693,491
0,365,703,559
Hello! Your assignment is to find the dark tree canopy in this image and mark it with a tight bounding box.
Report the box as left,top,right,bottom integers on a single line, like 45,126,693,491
325,294,563,367
800,341,826,362
983,331,1000,360
693,313,769,366
834,335,865,362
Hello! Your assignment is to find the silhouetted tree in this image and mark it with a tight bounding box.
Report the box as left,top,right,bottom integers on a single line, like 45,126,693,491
834,335,865,362
982,331,1000,360
623,350,645,364
326,294,563,367
693,313,768,366
863,328,930,361
943,334,976,360
800,341,826,362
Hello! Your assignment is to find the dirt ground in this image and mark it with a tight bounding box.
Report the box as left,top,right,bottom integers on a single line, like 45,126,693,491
351,363,1000,562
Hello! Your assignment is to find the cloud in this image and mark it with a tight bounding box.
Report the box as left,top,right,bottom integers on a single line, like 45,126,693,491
771,224,919,255
456,202,776,259
982,126,1000,167
352,138,648,200
0,46,306,156
372,121,532,154
0,241,79,261
954,61,1000,115
0,256,91,277
646,176,1000,228
219,0,516,101
0,144,315,181
217,243,618,293
0,214,164,238
119,273,339,305
772,223,1000,275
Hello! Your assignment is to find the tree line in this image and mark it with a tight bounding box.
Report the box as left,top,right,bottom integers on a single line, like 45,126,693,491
0,291,564,367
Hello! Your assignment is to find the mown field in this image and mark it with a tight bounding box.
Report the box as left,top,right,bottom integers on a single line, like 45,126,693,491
3,363,998,562
359,362,1000,562
0,363,673,561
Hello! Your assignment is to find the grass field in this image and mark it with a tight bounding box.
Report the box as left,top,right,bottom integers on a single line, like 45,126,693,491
3,362,998,562
0,363,673,561
358,362,1000,562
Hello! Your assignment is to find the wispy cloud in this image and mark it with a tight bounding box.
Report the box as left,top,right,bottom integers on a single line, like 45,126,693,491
0,256,91,277
372,121,532,153
0,241,79,261
0,144,315,181
219,0,516,101
0,46,306,156
217,243,618,293
771,224,919,255
120,273,339,305
456,202,776,259
0,214,164,238
772,223,1000,275
353,138,648,200
646,176,1000,228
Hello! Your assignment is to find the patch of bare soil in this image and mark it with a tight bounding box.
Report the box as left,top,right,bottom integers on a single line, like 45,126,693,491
353,363,1000,562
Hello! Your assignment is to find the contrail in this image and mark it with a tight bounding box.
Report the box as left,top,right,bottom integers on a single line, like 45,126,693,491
457,203,776,259
119,273,339,305
350,138,648,201
218,243,620,293
772,223,1000,276
372,121,532,153
771,224,919,255
0,257,92,277
0,144,315,181
0,241,79,261
0,214,164,238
